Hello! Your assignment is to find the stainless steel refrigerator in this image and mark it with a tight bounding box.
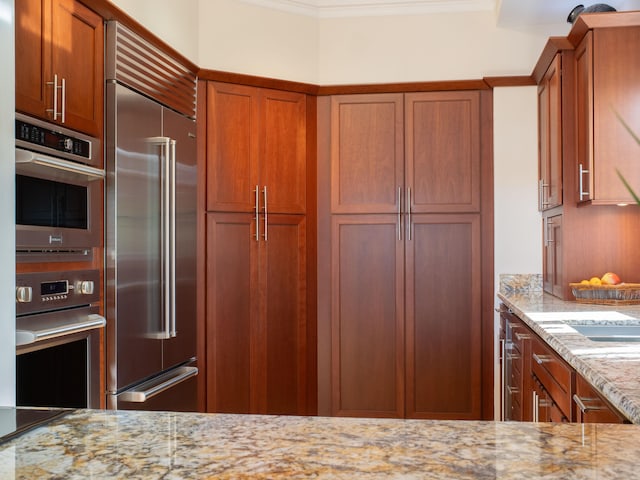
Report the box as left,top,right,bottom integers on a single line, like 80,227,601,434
104,79,198,411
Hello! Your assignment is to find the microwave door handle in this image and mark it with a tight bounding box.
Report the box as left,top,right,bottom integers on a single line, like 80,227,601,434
15,150,105,180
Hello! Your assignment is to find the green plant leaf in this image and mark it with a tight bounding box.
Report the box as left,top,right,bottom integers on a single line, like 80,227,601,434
616,168,640,205
614,110,640,147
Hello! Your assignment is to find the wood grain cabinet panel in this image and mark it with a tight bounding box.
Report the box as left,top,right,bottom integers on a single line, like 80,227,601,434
16,0,103,137
406,214,482,419
330,94,404,214
575,27,640,204
326,91,489,420
405,92,481,213
206,82,306,214
204,83,311,416
330,215,405,418
538,54,563,210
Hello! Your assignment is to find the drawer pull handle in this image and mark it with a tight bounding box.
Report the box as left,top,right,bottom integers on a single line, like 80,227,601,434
514,332,531,341
533,353,552,365
506,385,519,395
573,394,604,413
506,353,520,361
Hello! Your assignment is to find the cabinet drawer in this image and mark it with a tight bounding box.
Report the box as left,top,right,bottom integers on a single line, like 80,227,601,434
531,337,573,419
574,375,628,424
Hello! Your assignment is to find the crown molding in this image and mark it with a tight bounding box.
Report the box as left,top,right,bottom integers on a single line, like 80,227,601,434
240,0,495,18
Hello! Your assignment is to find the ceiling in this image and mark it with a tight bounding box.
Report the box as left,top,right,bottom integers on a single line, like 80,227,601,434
241,0,637,28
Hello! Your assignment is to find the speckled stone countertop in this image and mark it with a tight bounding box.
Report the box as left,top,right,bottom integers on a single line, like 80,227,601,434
499,281,640,425
3,408,640,479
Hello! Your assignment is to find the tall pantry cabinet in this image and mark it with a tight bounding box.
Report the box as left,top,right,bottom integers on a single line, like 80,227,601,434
203,82,315,415
318,90,492,419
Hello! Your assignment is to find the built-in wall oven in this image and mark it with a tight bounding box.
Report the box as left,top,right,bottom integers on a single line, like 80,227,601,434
15,113,103,261
15,270,105,408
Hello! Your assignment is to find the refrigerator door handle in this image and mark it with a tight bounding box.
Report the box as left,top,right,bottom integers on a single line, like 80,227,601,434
118,366,198,403
169,139,177,338
148,136,172,339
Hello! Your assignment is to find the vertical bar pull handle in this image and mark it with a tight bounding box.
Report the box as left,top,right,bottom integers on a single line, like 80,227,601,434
46,74,59,120
262,186,268,241
254,186,260,241
407,187,412,241
60,77,66,124
169,139,177,337
397,187,402,241
579,164,590,201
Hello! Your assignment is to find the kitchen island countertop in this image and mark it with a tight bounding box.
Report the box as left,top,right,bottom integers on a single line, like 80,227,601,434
2,408,640,479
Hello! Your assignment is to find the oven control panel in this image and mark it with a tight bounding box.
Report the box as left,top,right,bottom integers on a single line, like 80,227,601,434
16,269,100,316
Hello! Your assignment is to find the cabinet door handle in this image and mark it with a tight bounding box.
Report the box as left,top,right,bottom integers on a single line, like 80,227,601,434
46,74,61,121
406,187,412,241
533,391,539,422
533,353,552,365
573,394,604,413
579,164,590,201
262,186,268,241
60,77,66,123
397,187,402,241
253,185,260,241
539,179,549,209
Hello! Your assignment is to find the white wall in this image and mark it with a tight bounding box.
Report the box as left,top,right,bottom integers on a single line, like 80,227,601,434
108,0,199,63
493,86,542,292
318,12,562,84
198,0,319,84
0,0,15,407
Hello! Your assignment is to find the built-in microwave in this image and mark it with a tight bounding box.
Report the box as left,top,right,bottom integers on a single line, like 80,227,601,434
15,113,104,259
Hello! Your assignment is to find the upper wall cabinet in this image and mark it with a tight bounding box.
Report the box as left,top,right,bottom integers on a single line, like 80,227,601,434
538,54,563,211
575,27,640,205
206,82,306,214
330,91,481,215
16,0,104,137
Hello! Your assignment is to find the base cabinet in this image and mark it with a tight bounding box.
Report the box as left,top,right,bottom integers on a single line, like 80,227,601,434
500,304,628,424
573,375,628,424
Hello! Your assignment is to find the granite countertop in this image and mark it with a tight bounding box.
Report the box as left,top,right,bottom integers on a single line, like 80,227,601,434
498,285,640,425
3,408,640,479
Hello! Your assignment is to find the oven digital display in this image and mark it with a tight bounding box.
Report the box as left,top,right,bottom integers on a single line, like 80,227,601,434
40,281,68,296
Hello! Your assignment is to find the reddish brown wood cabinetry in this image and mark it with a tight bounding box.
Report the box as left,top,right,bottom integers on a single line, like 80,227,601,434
203,83,312,415
538,54,563,211
535,21,640,300
16,0,103,137
325,91,489,420
499,305,628,424
573,375,628,424
575,27,640,205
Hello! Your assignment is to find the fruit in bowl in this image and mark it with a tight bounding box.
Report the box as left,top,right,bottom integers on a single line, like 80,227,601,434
601,272,622,285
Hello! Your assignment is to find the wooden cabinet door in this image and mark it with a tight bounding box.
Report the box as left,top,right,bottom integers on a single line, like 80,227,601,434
576,28,640,204
15,0,50,120
257,214,308,414
543,214,563,297
330,94,404,214
405,91,480,213
260,89,306,214
50,0,103,137
538,54,563,210
574,375,627,424
205,212,259,413
331,215,405,417
206,82,260,213
16,0,103,137
405,214,482,419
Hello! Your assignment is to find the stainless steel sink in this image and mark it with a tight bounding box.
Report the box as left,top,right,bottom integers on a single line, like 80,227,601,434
572,325,640,342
